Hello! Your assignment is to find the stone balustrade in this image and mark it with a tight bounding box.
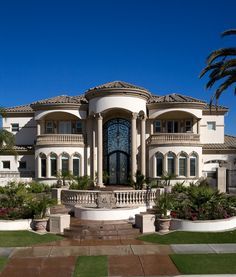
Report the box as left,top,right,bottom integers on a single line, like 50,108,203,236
36,134,85,146
148,133,200,145
60,188,162,208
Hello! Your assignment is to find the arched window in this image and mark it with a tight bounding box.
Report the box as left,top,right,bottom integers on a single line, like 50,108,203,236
167,152,175,175
73,154,80,176
50,153,57,177
156,153,163,177
40,153,46,178
61,153,69,174
190,153,198,177
179,153,187,177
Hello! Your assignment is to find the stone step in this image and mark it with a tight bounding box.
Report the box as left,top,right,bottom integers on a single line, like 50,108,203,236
64,227,140,237
64,217,140,240
69,223,134,230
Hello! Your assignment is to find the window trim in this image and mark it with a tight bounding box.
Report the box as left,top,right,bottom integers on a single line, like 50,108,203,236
2,161,10,169
11,123,19,132
207,121,216,131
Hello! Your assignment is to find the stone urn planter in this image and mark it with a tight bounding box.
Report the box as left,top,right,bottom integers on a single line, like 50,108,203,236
154,191,174,233
156,217,171,233
33,218,49,232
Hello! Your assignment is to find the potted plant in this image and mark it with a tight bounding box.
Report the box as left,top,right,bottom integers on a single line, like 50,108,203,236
31,195,56,232
154,191,174,233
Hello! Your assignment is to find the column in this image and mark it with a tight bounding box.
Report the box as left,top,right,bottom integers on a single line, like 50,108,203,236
37,121,41,136
46,156,50,178
141,114,146,176
150,121,154,135
97,113,103,186
69,156,73,175
37,156,41,178
131,113,138,181
57,156,61,174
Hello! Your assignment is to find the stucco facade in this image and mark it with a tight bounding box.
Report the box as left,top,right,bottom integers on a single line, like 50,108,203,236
1,81,236,188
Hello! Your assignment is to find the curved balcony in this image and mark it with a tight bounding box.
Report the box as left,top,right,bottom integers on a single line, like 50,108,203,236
36,134,85,146
147,133,200,145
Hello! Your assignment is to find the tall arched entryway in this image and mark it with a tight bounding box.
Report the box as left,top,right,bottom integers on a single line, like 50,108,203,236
103,118,131,185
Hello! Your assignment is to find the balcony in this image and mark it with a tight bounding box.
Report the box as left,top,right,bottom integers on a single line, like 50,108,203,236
36,134,85,146
147,133,200,145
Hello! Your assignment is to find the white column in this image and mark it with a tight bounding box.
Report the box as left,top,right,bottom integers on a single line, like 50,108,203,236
37,121,41,136
57,156,61,174
69,156,73,175
150,121,154,135
141,115,146,176
131,113,138,181
46,156,50,178
37,156,41,178
97,113,103,187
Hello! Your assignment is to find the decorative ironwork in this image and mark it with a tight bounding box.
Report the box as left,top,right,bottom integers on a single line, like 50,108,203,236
103,119,131,184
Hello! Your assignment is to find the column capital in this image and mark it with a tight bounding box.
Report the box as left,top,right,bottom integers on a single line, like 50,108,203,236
131,112,138,120
96,113,103,120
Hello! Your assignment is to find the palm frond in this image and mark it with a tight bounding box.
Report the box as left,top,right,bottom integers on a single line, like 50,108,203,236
215,76,236,100
206,69,236,89
199,62,223,78
207,48,236,64
222,29,236,37
0,107,6,117
220,59,236,73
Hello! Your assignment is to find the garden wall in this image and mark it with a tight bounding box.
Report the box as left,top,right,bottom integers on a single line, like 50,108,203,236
171,216,236,232
0,219,32,231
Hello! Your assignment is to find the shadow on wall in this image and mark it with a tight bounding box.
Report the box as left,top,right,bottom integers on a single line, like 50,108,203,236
14,118,37,145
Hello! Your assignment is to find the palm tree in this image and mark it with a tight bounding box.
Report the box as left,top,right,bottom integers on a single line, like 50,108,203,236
200,29,236,106
0,107,15,153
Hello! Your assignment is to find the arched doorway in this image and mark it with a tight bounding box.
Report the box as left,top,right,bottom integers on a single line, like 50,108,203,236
103,118,131,185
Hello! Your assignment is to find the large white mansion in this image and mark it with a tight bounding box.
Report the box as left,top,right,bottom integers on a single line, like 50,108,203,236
1,81,236,189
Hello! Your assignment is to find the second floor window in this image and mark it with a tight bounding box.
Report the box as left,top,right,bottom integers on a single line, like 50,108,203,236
46,121,54,134
185,120,192,132
167,121,179,133
154,121,161,133
2,161,10,169
207,121,216,131
11,123,19,132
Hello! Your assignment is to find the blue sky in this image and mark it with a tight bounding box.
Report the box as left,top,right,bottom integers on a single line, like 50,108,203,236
0,0,236,134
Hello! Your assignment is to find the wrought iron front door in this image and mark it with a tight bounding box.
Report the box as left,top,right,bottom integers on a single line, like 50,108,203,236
104,119,131,185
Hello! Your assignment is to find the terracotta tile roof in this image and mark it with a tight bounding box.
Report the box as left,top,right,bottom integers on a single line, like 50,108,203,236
4,104,33,113
31,95,87,105
148,93,205,104
203,104,228,111
203,135,236,150
87,81,149,92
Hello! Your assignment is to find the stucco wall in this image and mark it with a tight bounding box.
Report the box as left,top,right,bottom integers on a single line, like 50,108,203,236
0,154,35,172
200,115,224,143
2,116,36,145
89,95,147,114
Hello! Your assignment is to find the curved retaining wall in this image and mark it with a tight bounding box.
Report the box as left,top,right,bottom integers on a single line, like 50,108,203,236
74,205,147,221
171,216,236,232
0,219,32,231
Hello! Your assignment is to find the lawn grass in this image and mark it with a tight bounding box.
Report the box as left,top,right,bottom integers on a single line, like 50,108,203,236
0,257,8,272
139,230,236,244
171,253,236,274
0,231,64,247
73,256,107,277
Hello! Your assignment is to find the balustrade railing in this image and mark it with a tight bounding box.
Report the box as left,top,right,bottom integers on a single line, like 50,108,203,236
36,134,85,146
60,188,162,207
148,133,200,145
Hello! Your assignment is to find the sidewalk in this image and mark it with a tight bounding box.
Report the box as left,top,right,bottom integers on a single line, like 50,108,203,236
1,240,236,276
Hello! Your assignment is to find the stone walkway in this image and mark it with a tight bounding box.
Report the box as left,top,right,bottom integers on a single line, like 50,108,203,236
1,240,236,276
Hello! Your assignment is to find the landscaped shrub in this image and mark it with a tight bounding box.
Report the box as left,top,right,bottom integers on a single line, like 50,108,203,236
69,175,93,190
0,181,55,220
26,182,50,194
170,183,236,220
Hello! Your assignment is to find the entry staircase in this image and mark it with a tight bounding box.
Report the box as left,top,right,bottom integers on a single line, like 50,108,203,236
51,205,141,240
